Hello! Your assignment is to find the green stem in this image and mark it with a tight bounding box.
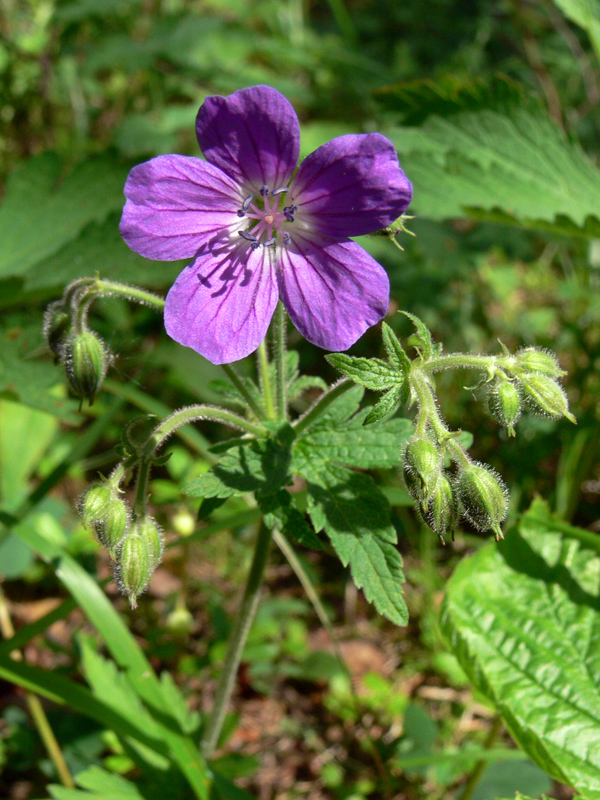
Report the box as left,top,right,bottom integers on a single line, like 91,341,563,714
133,459,151,516
273,301,287,421
200,523,274,758
221,363,269,422
257,341,276,420
94,279,166,310
457,715,503,800
293,379,353,435
148,404,267,452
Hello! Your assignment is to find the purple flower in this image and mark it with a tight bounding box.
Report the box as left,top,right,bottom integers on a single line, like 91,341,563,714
120,85,412,364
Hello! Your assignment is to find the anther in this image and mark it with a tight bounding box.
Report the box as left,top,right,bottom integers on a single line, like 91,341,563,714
239,231,259,245
263,237,277,247
259,185,270,196
272,186,288,196
283,232,291,245
283,205,297,222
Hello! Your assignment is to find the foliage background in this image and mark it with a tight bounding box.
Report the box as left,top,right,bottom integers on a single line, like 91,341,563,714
1,0,599,798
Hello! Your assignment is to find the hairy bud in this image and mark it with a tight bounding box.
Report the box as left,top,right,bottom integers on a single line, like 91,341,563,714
520,373,576,423
115,515,164,608
79,483,113,526
97,497,130,557
488,378,521,436
516,348,564,378
403,437,441,505
421,473,457,542
64,330,110,406
43,301,72,359
456,461,508,540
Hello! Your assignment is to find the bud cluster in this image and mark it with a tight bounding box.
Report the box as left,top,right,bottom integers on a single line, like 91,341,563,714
78,481,164,608
43,289,112,407
401,433,508,542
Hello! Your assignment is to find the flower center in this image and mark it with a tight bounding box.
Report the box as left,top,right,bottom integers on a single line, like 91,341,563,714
236,185,296,249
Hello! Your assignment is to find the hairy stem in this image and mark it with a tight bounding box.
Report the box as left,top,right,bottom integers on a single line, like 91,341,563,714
148,405,267,453
257,340,276,420
221,363,269,422
273,301,288,421
200,523,274,757
294,379,353,435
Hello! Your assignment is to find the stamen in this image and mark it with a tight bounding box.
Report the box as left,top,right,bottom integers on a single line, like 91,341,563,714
271,186,288,196
239,231,259,246
263,237,277,247
283,232,291,245
259,185,270,196
283,205,297,222
237,194,254,217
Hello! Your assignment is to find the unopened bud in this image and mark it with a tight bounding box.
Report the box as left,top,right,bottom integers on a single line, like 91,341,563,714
64,330,109,406
456,461,508,540
79,483,112,526
422,474,457,541
43,301,72,359
135,515,164,571
403,437,441,504
115,515,164,608
516,348,564,378
488,379,521,436
520,373,576,423
97,497,130,557
166,601,194,636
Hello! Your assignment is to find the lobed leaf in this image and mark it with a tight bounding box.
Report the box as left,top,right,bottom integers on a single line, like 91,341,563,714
325,353,400,390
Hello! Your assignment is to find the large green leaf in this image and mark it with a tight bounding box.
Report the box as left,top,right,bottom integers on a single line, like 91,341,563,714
0,154,129,280
389,107,600,236
440,500,600,799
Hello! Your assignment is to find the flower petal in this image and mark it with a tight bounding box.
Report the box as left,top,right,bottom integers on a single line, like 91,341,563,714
120,155,243,260
289,133,412,238
196,86,300,193
164,243,279,364
278,234,389,351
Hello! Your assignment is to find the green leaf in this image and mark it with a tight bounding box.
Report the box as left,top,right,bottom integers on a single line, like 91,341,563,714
390,107,600,236
258,489,324,551
552,0,600,61
374,74,526,125
297,407,412,469
440,499,600,799
381,322,411,375
400,311,436,359
0,154,129,280
364,384,407,425
287,374,328,402
297,457,407,626
470,760,551,800
185,425,295,500
48,766,146,799
325,353,399,390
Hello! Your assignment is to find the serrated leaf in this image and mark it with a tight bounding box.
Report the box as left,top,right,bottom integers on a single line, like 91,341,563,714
390,107,600,236
440,499,600,800
400,312,435,359
288,374,328,402
0,154,129,281
381,322,411,374
259,490,324,551
364,384,407,425
325,353,399,390
297,459,407,626
298,408,412,469
185,426,295,499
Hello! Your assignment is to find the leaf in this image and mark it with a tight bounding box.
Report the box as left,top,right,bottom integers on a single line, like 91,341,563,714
185,425,295,499
400,311,436,360
297,457,407,626
470,760,551,800
381,322,411,375
390,107,600,236
308,383,364,426
297,407,412,469
325,353,400,390
440,498,600,799
374,74,527,125
287,374,328,402
364,384,407,425
552,0,600,61
48,766,146,799
0,154,129,280
258,490,324,551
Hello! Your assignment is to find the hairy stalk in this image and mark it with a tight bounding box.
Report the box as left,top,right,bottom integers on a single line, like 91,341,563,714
148,405,267,452
257,340,276,420
200,523,274,758
294,379,353,435
0,588,75,788
273,301,288,421
410,370,470,467
221,363,269,422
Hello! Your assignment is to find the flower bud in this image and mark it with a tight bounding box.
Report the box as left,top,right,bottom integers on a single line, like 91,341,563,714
422,473,457,541
43,301,72,359
166,601,194,636
516,348,564,378
488,378,521,436
79,483,112,526
114,515,164,608
456,461,508,540
403,437,441,504
97,496,130,557
520,373,576,423
63,330,109,406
